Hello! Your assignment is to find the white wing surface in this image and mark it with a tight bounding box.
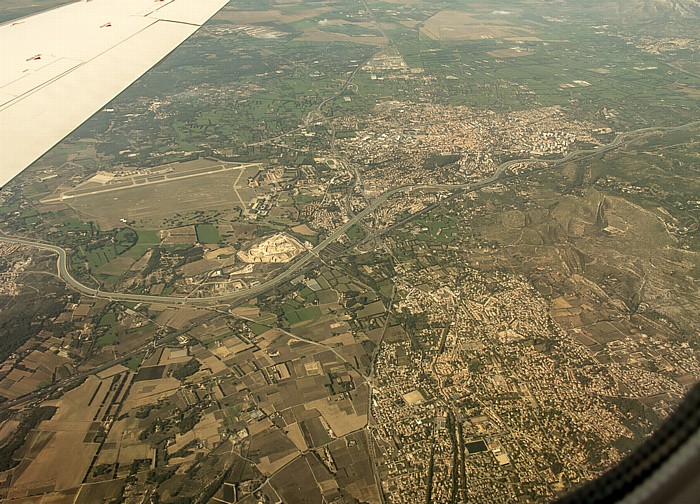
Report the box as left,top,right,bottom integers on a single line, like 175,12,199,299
0,0,229,187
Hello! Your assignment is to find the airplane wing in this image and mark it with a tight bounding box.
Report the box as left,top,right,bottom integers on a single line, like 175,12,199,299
0,0,229,188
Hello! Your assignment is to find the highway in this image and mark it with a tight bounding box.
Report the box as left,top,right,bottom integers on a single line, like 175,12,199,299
1,120,698,307
0,121,697,414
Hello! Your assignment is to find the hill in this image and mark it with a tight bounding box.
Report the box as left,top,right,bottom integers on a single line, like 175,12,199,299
616,0,700,20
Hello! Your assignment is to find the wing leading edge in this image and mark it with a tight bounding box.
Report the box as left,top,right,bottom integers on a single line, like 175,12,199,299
0,0,230,188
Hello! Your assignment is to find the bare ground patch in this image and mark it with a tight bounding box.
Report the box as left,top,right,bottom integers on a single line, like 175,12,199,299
420,11,539,41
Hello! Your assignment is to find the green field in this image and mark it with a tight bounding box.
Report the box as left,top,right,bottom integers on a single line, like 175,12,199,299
345,224,366,242
59,217,92,233
83,228,138,270
124,353,145,371
96,330,117,347
248,322,271,336
195,224,221,244
95,311,118,347
280,296,323,325
296,306,322,323
136,230,161,244
122,229,160,259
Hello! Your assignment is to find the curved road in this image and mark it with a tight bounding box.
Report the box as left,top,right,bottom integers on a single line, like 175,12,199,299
1,120,698,305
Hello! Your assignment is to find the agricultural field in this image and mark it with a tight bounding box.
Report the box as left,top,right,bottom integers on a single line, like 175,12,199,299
194,224,221,244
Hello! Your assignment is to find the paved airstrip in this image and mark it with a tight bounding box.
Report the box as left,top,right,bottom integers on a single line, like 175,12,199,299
42,162,262,203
